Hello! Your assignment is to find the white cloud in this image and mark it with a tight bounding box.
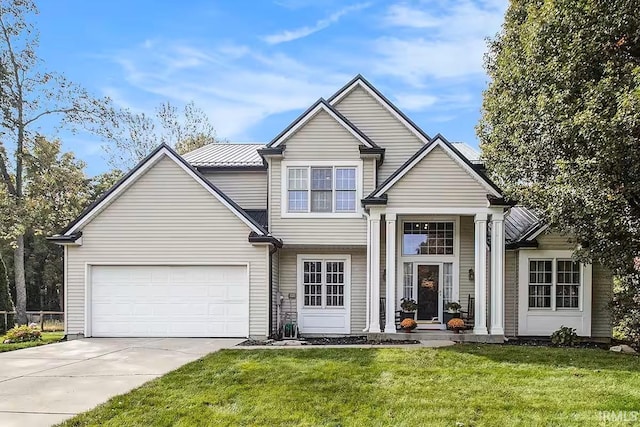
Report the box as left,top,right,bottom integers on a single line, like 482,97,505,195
262,2,372,44
384,4,439,28
106,42,350,139
374,0,507,84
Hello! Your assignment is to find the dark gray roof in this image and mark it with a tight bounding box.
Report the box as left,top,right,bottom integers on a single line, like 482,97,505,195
244,209,268,230
505,206,543,243
183,143,264,168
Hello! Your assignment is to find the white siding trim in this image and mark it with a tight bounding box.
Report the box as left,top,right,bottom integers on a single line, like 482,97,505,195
517,249,592,336
373,138,502,198
65,147,265,236
329,79,430,144
269,102,375,148
83,262,251,338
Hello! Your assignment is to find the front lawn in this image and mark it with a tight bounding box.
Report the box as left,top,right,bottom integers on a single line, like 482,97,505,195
0,331,64,353
60,345,640,426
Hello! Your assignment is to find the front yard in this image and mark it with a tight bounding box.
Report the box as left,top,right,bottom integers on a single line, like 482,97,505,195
0,331,64,352
60,344,640,426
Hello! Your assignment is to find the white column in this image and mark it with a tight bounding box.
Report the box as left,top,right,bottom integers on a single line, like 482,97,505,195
490,211,505,335
369,210,382,333
474,213,488,335
363,216,371,332
384,214,397,333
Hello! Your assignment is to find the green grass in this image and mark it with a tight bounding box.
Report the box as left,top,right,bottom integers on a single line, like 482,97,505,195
0,331,64,352
59,345,640,427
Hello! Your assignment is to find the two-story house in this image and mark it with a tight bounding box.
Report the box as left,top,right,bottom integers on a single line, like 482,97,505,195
50,75,613,342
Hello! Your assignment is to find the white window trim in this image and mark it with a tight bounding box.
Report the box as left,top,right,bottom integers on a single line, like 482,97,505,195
297,254,351,334
281,160,363,218
396,216,460,316
518,249,592,336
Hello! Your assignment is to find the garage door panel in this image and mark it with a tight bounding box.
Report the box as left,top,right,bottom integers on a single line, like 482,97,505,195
90,265,249,337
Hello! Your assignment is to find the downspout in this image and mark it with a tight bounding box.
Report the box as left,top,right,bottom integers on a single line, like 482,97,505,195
268,243,278,338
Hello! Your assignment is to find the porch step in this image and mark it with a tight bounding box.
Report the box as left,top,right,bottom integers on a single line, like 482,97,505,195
367,331,505,344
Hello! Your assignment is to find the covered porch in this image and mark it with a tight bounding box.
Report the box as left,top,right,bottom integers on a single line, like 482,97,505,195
363,208,507,340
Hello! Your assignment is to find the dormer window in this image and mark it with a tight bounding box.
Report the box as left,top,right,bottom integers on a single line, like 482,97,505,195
286,165,358,214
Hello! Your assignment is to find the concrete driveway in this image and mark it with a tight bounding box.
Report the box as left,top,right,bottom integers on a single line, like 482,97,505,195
0,337,243,427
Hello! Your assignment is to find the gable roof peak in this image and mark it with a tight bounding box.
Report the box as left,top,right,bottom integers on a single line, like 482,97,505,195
266,96,377,149
327,75,431,144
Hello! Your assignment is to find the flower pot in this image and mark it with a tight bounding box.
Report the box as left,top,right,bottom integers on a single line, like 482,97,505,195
403,328,414,333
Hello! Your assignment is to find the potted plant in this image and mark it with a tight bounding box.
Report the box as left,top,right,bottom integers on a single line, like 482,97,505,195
400,318,418,333
400,298,418,320
443,301,462,324
447,318,465,334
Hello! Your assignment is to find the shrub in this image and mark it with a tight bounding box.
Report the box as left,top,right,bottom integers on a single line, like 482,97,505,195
550,326,579,347
3,325,41,344
0,258,14,335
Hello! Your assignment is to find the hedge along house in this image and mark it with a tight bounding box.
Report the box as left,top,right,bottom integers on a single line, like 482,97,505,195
50,75,613,341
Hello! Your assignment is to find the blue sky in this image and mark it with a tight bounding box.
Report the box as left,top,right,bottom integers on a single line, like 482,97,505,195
36,0,507,175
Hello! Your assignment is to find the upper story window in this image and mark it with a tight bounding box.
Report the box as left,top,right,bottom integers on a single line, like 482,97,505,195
403,221,454,255
287,166,357,213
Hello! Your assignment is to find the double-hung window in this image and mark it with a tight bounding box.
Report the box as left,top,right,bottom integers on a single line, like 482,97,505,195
302,259,346,308
287,166,357,214
528,259,581,310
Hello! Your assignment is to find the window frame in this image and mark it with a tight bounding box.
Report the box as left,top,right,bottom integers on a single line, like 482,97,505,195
297,254,351,310
527,257,583,311
282,161,362,218
401,221,455,256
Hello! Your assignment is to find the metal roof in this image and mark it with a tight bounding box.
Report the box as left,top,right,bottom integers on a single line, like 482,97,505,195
182,143,264,168
505,206,542,243
451,142,482,164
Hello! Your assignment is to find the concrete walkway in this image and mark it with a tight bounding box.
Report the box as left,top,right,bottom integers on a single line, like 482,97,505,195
0,337,242,427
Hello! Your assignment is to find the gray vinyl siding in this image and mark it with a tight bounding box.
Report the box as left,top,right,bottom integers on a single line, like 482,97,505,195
536,232,576,250
270,250,280,336
66,156,269,338
459,216,476,305
202,170,267,209
333,86,424,184
385,146,491,209
277,248,367,334
269,110,367,246
504,250,519,336
592,264,613,338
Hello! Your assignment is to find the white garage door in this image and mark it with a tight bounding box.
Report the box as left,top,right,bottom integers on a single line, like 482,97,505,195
89,265,249,337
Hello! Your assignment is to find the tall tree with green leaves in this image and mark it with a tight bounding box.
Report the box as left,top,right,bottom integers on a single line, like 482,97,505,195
0,1,110,324
478,0,640,343
101,101,221,169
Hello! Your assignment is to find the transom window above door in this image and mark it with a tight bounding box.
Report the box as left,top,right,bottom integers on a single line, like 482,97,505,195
287,166,357,214
403,222,454,255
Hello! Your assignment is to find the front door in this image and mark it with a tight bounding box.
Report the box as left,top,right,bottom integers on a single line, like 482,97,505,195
417,264,440,322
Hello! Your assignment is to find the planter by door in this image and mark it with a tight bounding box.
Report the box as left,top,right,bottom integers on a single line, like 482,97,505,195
443,312,461,325
400,311,415,321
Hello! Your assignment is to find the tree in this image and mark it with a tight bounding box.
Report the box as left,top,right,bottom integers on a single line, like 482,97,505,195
0,252,13,333
478,0,640,344
0,1,110,324
101,101,221,169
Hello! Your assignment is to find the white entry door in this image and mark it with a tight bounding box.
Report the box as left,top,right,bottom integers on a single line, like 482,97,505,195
89,265,249,337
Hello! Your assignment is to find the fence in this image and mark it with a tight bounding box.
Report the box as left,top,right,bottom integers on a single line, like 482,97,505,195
0,311,65,331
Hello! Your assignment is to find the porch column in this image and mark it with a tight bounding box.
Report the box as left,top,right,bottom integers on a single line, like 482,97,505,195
384,214,397,333
369,210,382,333
363,216,371,332
490,211,505,335
474,213,489,335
